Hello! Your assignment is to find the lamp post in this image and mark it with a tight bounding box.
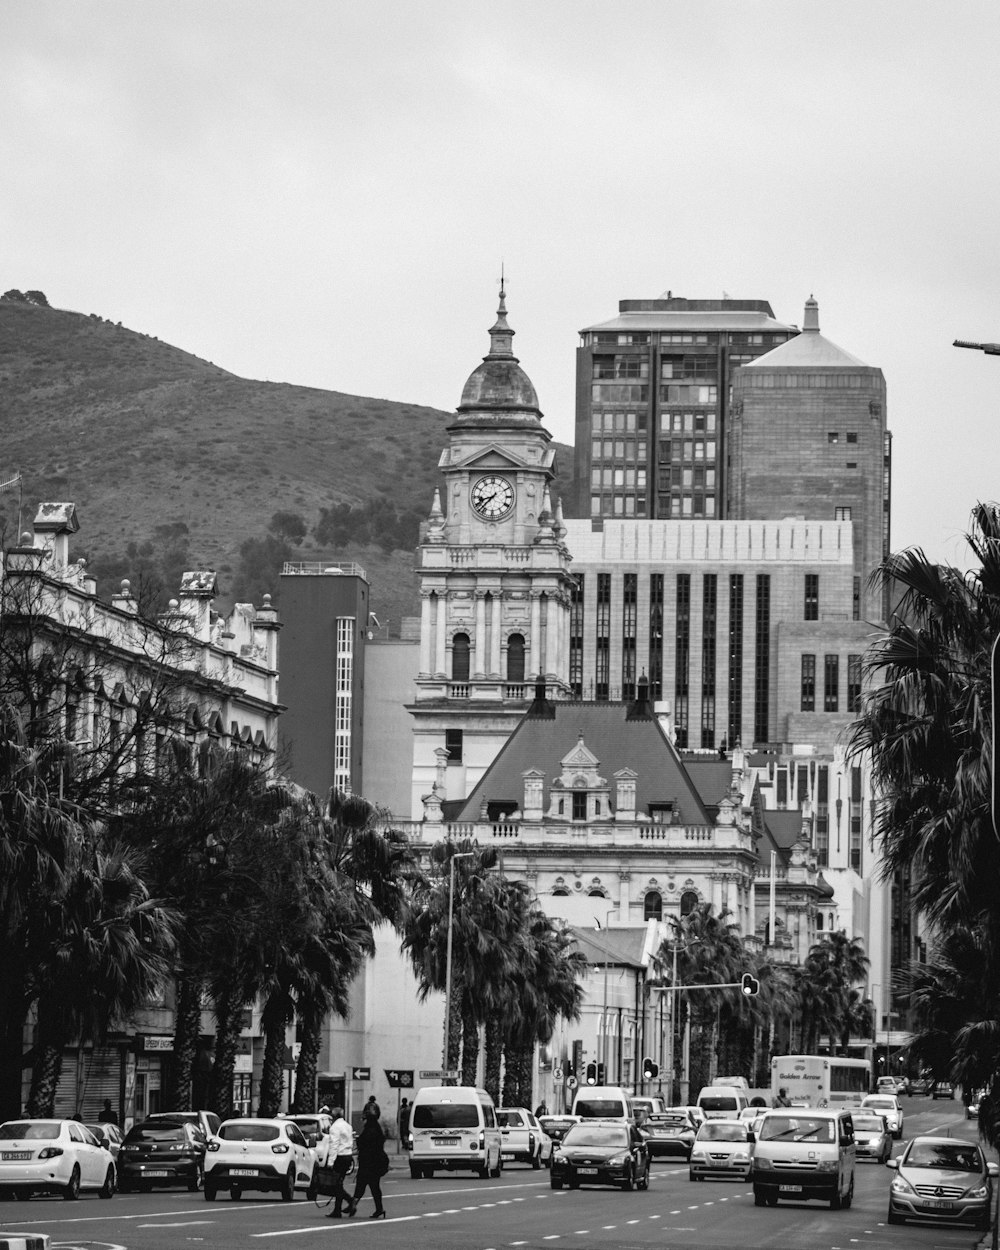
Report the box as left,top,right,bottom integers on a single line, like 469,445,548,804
596,909,615,1076
443,851,474,1077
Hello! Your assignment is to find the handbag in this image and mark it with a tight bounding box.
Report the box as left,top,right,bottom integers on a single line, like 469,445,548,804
311,1164,341,1196
376,1149,390,1177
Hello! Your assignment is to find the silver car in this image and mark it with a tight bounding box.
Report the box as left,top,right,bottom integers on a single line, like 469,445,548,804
887,1135,997,1230
689,1119,754,1181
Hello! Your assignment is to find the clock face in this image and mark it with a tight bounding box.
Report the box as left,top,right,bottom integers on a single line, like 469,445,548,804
471,475,515,520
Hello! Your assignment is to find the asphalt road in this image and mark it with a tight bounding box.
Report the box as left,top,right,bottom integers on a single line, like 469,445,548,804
0,1098,990,1250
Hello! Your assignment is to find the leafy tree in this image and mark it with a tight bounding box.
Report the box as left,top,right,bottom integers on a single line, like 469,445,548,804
1,290,27,303
267,511,307,546
230,535,292,607
24,291,49,307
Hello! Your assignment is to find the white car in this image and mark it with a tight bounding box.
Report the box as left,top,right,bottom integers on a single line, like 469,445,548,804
860,1094,903,1139
0,1118,117,1200
204,1118,315,1201
689,1118,755,1181
497,1108,545,1168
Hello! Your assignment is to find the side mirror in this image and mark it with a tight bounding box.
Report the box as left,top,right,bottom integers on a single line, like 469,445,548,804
886,1158,899,1169
988,1162,999,1178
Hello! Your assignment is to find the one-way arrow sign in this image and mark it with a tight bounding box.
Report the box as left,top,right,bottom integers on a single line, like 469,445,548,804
385,1069,414,1088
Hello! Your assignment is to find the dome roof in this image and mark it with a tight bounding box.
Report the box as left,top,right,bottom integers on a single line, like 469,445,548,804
454,286,542,426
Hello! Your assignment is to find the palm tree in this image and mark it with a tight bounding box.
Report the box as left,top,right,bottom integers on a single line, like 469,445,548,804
25,840,177,1115
799,932,869,1054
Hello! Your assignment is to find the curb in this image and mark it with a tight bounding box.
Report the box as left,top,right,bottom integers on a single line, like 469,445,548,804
0,1237,50,1250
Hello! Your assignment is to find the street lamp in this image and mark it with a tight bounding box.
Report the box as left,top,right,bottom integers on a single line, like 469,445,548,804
954,339,1000,356
442,851,475,1077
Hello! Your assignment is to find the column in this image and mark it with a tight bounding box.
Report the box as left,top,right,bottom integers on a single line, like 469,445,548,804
545,594,558,676
530,593,542,678
473,591,486,677
435,592,447,675
490,594,502,676
419,592,432,675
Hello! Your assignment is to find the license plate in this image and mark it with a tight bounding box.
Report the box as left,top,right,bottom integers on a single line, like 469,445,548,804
432,1138,458,1146
230,1168,258,1176
578,1167,598,1175
779,1184,802,1193
144,1170,169,1177
1,1151,31,1161
501,1153,515,1160
921,1199,953,1209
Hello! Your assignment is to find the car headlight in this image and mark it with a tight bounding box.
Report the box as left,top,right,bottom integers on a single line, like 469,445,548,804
966,1183,990,1199
753,1156,772,1170
815,1159,838,1172
732,1152,750,1163
691,1151,707,1163
606,1153,629,1166
891,1174,916,1195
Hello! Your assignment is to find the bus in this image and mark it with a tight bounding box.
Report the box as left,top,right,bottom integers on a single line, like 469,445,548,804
770,1055,871,1109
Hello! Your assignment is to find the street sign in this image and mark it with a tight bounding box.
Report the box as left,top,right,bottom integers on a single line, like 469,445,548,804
385,1069,414,1088
566,1075,578,1089
419,1069,443,1080
553,1066,564,1081
352,1066,371,1081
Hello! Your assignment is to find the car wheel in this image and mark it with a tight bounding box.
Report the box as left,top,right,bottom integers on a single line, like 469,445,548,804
550,1176,563,1190
62,1165,81,1201
423,1166,434,1179
568,1178,580,1189
532,1151,541,1170
281,1168,295,1201
409,1164,421,1180
976,1210,991,1232
830,1185,842,1210
99,1165,117,1199
619,1165,634,1192
204,1183,217,1201
477,1162,490,1179
753,1185,767,1207
887,1208,904,1224
490,1156,502,1178
637,1169,649,1191
230,1184,243,1200
188,1168,204,1193
842,1177,854,1209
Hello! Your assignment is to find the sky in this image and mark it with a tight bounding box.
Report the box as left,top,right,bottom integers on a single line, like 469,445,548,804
4,0,999,568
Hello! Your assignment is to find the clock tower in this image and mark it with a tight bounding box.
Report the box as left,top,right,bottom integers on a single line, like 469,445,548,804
409,285,575,817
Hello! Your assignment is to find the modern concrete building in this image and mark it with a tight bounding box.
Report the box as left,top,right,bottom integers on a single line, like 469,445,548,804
574,295,798,520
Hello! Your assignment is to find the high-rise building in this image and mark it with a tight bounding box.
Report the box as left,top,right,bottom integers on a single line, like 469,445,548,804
574,296,798,521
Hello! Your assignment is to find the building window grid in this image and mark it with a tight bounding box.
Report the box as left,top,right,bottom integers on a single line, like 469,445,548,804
824,654,839,712
569,575,585,697
700,574,717,749
727,575,744,747
675,574,690,748
801,654,816,712
334,617,354,792
596,574,611,700
754,574,770,745
648,574,663,701
804,574,819,621
847,653,862,712
622,574,637,700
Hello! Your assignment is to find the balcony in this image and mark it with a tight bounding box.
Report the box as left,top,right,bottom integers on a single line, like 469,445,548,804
389,818,751,853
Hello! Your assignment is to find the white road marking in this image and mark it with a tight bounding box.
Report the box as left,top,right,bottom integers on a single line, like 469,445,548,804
253,1214,421,1236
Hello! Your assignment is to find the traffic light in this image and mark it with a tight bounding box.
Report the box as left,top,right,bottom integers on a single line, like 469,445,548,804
642,1056,659,1080
585,1062,598,1085
741,972,760,997
597,1063,606,1084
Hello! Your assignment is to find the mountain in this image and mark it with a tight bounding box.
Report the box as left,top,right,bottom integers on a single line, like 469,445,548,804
0,297,572,629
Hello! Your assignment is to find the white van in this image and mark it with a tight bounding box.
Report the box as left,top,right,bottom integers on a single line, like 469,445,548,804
407,1086,503,1179
631,1095,666,1122
571,1086,635,1121
751,1108,856,1209
696,1085,750,1120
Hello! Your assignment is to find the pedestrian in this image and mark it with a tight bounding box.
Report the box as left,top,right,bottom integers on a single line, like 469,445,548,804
97,1098,119,1126
772,1087,791,1108
534,1100,549,1117
364,1095,379,1123
347,1101,388,1220
320,1105,355,1219
398,1097,411,1146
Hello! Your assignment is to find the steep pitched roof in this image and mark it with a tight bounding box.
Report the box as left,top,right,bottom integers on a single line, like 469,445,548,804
455,699,712,824
762,809,806,858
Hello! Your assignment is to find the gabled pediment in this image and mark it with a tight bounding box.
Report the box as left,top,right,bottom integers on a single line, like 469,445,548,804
561,736,600,771
445,444,531,472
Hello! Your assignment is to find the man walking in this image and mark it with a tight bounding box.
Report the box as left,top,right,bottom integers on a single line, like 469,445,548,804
321,1106,355,1218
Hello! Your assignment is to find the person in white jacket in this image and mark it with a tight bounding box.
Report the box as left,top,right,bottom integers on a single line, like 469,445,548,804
321,1106,355,1218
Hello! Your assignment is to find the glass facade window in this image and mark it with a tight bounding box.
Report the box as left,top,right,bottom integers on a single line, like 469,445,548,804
824,654,839,712
644,891,663,921
596,574,611,700
675,574,690,748
701,574,717,749
452,633,470,682
727,575,744,747
801,654,816,711
334,616,355,793
754,574,770,745
569,575,584,697
507,633,525,683
648,573,664,701
847,654,862,712
622,573,637,700
804,574,819,621
445,728,463,763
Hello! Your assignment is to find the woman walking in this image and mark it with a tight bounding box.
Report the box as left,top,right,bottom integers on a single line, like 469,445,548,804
347,1103,388,1219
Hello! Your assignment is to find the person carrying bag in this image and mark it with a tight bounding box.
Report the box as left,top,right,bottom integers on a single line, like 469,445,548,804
347,1103,388,1219
318,1106,355,1219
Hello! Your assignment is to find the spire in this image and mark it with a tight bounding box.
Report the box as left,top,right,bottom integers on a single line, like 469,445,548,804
428,487,443,521
487,272,516,359
803,294,820,332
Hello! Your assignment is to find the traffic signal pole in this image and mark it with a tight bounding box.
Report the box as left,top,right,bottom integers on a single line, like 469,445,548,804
651,979,758,1105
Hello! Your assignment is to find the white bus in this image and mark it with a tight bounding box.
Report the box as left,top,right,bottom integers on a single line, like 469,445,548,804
770,1055,871,1109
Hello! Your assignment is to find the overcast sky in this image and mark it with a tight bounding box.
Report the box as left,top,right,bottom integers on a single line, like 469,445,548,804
5,1,998,567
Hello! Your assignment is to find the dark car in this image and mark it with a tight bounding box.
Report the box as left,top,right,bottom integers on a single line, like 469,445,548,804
144,1110,221,1139
550,1121,649,1191
932,1081,956,1100
888,1135,997,1229
118,1120,207,1192
641,1110,697,1160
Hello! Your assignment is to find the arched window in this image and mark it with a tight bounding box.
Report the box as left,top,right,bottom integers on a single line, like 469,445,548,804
507,633,525,683
452,633,470,681
644,891,662,921
680,889,699,916
588,887,606,898
551,885,570,896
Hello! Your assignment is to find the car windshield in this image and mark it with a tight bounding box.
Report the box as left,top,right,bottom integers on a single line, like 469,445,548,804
497,1112,525,1128
125,1125,187,1143
651,1115,691,1129
219,1123,279,1142
904,1142,982,1171
758,1116,835,1144
699,1097,738,1112
864,1097,893,1108
852,1116,885,1132
573,1099,625,1118
698,1122,747,1142
0,1122,59,1140
563,1125,629,1148
151,1112,198,1123
412,1105,479,1129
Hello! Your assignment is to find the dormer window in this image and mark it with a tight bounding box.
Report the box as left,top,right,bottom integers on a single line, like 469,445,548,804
648,802,673,823
572,792,587,820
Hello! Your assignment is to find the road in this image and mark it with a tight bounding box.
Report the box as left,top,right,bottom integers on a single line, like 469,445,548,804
0,1098,990,1250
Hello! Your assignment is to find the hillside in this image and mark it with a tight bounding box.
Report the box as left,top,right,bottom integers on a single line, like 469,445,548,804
0,298,572,629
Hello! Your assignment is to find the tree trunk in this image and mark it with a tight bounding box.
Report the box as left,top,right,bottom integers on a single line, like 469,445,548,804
166,971,203,1109
483,1014,502,1103
209,982,244,1119
257,990,288,1117
25,997,66,1117
0,989,30,1120
292,1004,323,1113
461,1000,478,1086
445,977,463,1076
